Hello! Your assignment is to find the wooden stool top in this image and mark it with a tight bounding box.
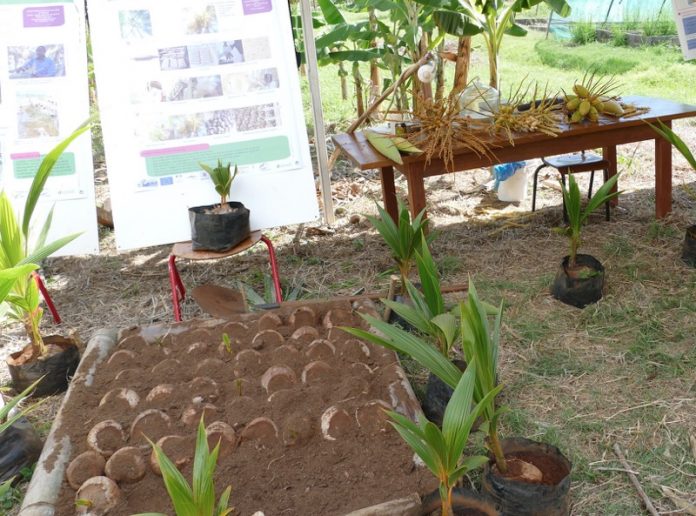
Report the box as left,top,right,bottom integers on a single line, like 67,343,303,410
171,230,262,260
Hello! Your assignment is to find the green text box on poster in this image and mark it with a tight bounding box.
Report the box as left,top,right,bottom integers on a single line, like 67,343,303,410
145,136,292,177
13,153,76,178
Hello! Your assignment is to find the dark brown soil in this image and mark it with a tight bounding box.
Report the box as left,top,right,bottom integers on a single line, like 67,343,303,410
495,451,570,486
7,340,72,366
54,300,435,515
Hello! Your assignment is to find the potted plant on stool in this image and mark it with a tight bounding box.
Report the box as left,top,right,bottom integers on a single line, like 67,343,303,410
551,173,620,308
1,121,89,396
189,160,250,252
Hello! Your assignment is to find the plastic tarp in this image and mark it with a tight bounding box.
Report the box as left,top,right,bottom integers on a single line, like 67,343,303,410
548,0,673,38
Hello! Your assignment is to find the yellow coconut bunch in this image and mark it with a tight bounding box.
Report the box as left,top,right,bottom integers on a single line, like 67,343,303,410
565,70,623,123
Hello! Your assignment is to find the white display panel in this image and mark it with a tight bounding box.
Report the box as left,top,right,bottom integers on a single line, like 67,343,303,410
88,0,319,251
673,0,696,60
0,0,98,256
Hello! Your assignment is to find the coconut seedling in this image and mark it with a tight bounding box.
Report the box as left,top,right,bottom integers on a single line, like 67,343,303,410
0,377,43,434
560,173,621,270
0,120,89,363
564,70,623,123
387,358,502,516
134,417,232,516
365,201,434,296
458,279,508,473
343,277,513,466
199,160,238,214
382,240,459,358
191,159,249,251
649,120,696,264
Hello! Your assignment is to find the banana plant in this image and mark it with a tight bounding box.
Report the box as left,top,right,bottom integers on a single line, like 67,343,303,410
388,357,502,515
134,417,232,516
430,0,571,88
366,201,434,295
0,119,90,357
560,173,620,269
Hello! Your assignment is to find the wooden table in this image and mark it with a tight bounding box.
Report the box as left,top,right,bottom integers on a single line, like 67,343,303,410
333,96,696,222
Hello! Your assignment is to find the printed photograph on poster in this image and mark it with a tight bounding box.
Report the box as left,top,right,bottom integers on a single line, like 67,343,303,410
8,45,65,79
17,92,59,138
218,40,244,64
119,10,153,41
233,102,279,131
159,46,190,70
185,5,219,34
139,108,236,142
135,76,224,103
223,67,279,96
162,75,223,101
241,37,271,61
185,43,217,67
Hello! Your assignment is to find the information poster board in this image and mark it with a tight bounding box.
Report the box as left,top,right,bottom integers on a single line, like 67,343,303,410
0,0,98,255
88,0,320,251
673,0,696,60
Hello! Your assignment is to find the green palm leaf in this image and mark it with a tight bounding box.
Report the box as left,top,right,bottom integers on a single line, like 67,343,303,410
22,117,92,239
147,416,232,515
341,316,462,388
0,264,38,304
650,121,696,171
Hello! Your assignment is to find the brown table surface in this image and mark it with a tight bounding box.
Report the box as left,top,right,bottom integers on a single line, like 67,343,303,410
333,96,696,221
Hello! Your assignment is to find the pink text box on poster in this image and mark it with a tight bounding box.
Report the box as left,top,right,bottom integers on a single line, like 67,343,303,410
23,6,65,28
242,0,272,15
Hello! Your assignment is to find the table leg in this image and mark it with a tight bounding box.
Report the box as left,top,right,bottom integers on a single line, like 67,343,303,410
406,170,427,221
380,166,398,222
655,121,673,219
603,145,618,207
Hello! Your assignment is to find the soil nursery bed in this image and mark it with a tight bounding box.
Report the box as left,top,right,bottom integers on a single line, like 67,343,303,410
47,299,434,515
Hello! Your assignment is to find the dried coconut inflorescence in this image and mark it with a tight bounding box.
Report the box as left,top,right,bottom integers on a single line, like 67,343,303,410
473,80,563,146
405,93,494,172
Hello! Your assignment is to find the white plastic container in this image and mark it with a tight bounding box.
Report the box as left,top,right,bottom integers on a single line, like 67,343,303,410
497,168,529,202
458,81,500,119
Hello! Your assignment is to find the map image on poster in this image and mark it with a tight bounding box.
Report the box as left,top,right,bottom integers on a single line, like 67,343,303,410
0,0,98,256
89,0,319,250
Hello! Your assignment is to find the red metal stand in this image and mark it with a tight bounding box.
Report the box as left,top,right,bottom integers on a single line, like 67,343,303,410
33,272,61,324
168,254,186,323
168,232,282,322
260,235,282,304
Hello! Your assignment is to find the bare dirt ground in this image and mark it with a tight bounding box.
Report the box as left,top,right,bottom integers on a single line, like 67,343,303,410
2,120,696,515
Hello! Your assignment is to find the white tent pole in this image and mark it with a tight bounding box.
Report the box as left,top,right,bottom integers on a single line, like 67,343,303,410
298,0,335,225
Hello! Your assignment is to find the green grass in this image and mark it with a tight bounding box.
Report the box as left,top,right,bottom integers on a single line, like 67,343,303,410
536,39,640,74
570,21,597,45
